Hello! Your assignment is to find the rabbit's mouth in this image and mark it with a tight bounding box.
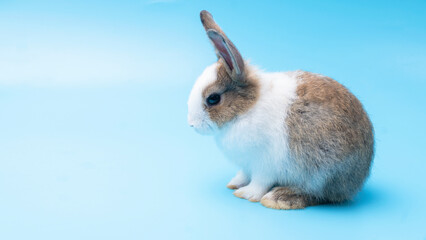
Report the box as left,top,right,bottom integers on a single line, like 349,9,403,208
189,118,216,136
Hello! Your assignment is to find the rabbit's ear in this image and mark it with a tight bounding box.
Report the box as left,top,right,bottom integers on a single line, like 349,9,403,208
200,10,244,81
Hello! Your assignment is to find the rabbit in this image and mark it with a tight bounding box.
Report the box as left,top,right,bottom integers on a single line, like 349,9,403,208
187,10,374,210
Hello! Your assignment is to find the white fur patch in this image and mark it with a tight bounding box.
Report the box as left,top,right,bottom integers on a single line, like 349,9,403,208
187,63,218,135
215,68,302,193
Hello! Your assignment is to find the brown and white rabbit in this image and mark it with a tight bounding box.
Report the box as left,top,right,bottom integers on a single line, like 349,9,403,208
187,10,374,209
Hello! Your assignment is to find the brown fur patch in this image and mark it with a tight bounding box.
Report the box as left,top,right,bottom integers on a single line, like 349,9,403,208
226,184,239,190
286,72,374,202
202,60,259,127
200,10,245,80
260,187,320,210
200,10,226,37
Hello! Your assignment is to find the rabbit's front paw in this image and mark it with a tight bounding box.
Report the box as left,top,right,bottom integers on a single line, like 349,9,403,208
233,183,269,202
227,171,250,189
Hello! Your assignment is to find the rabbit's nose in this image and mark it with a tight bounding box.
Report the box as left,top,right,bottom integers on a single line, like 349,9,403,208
188,119,195,127
188,115,195,127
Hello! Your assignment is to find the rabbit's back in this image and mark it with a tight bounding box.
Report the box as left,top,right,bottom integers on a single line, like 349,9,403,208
285,71,374,201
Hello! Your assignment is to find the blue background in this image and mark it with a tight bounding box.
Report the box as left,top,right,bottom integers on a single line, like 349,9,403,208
1,0,425,239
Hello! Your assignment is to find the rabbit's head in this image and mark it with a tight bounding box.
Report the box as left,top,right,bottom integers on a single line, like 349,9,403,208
187,10,259,135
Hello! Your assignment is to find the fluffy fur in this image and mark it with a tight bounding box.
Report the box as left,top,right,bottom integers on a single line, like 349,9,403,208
187,63,219,135
188,10,374,209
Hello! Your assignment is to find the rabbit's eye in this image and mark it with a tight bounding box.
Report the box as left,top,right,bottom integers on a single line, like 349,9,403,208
206,93,221,106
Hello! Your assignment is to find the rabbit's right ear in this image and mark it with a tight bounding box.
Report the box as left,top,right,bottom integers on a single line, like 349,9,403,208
200,10,245,81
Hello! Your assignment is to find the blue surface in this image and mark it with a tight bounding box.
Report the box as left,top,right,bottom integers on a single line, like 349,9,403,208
1,1,426,239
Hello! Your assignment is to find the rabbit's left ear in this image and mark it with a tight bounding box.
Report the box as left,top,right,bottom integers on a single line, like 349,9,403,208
200,10,244,81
